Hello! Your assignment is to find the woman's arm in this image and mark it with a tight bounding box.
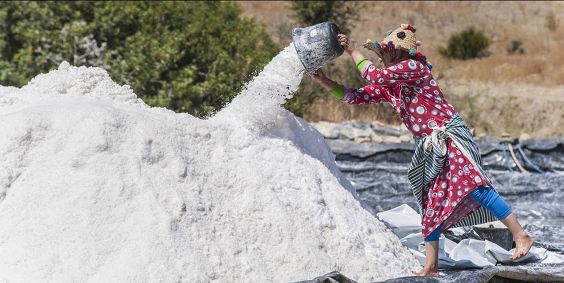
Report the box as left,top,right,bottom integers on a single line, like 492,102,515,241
310,68,388,104
310,68,335,91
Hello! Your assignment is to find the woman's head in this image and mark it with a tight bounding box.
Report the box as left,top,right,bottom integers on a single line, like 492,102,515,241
378,47,412,68
364,24,432,69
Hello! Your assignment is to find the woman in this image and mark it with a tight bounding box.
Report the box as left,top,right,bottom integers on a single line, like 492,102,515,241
309,24,534,277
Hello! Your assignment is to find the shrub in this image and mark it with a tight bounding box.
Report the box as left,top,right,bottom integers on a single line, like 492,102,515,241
507,40,525,55
438,28,491,59
546,11,557,31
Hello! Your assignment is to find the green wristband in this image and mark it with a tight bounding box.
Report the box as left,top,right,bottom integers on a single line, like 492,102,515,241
356,58,368,72
330,83,345,99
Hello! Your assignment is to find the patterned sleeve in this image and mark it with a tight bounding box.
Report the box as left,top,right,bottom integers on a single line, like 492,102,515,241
342,84,389,105
360,59,428,86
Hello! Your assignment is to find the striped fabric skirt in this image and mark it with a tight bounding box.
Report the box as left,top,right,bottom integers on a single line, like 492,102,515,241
408,113,498,238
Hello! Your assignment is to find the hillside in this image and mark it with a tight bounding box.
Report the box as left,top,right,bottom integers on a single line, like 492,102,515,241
239,1,564,138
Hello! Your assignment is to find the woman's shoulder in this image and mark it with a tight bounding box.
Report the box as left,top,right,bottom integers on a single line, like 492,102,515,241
388,59,430,73
393,58,423,67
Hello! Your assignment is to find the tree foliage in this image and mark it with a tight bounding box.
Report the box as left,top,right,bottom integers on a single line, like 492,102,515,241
438,28,491,60
0,1,279,117
290,1,359,34
287,1,362,117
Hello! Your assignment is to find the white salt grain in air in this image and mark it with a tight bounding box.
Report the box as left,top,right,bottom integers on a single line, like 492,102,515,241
0,44,420,283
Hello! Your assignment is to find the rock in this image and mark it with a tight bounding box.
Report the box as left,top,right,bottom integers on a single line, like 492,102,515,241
340,122,375,140
399,123,408,131
399,134,412,143
520,133,531,140
477,133,487,139
309,121,340,139
470,128,475,136
352,127,374,139
501,132,511,138
310,121,375,141
334,125,355,140
372,120,386,126
372,124,410,137
383,136,402,143
354,137,371,143
371,136,384,143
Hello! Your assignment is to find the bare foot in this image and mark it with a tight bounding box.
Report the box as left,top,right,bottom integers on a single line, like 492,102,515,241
411,268,439,277
510,234,534,260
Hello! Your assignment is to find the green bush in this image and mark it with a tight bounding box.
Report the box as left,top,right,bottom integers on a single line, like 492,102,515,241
439,28,491,59
507,40,525,55
546,11,557,31
0,1,279,117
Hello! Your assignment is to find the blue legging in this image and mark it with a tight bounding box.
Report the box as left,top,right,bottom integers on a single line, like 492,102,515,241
424,186,512,242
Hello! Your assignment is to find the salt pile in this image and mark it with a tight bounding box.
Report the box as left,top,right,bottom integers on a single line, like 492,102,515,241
0,44,420,282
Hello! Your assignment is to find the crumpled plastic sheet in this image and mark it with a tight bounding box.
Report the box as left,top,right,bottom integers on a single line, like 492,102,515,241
308,137,564,283
326,138,564,172
292,204,564,283
292,271,358,283
293,264,564,283
376,204,564,268
330,137,564,250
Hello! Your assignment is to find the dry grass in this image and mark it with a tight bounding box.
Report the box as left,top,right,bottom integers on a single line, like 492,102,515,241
239,1,564,138
434,28,564,86
238,1,294,45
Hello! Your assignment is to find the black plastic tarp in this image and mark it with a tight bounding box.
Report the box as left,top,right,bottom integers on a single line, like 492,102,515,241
293,265,564,283
299,138,564,283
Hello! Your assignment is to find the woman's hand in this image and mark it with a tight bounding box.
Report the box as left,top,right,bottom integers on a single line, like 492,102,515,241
310,68,335,91
310,68,326,84
338,34,356,55
338,34,366,66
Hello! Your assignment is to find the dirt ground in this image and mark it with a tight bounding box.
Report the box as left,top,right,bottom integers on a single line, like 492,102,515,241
239,1,564,138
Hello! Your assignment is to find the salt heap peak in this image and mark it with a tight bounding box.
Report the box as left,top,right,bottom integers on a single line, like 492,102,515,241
23,61,148,107
0,45,420,283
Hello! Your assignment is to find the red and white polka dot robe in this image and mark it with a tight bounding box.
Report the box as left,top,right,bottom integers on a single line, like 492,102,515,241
341,59,493,238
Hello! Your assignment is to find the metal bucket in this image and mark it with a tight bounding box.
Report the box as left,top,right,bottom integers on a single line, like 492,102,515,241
292,21,344,75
